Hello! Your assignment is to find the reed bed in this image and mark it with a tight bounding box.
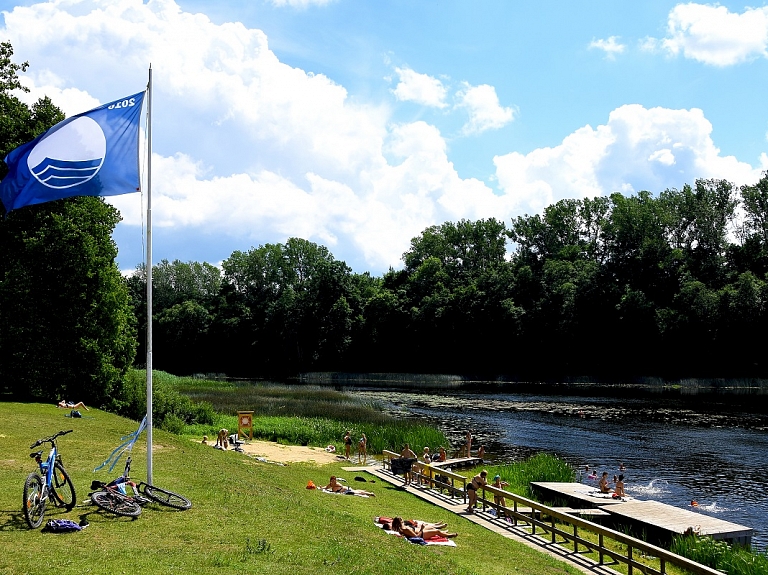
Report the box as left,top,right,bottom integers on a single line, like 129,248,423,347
173,376,448,453
671,534,768,575
477,453,576,499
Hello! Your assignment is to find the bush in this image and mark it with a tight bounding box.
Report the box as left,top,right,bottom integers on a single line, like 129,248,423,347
671,534,768,575
114,369,215,432
484,453,575,499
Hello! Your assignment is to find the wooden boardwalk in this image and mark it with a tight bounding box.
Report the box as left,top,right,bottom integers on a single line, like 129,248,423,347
344,465,725,575
343,465,620,575
532,482,753,545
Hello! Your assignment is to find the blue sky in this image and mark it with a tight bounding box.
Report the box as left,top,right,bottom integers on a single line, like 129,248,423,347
2,0,767,273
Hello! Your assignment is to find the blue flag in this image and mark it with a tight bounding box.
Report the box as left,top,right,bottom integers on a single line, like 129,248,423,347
1,91,145,213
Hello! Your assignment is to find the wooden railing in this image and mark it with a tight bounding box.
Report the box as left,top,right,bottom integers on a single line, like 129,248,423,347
381,450,467,503
380,452,720,575
471,483,723,575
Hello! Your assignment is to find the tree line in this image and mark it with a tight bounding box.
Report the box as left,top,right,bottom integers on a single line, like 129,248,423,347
126,175,768,380
2,40,768,407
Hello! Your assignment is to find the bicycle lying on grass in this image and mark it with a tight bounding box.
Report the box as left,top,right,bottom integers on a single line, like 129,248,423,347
89,456,191,517
23,429,77,529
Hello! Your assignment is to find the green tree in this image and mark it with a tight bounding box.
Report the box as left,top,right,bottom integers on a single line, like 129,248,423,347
219,238,358,374
0,42,136,405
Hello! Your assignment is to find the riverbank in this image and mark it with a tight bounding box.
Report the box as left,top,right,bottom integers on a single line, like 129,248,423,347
1,402,583,575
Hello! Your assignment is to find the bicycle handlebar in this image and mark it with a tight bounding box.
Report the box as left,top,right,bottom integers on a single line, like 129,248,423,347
29,429,73,449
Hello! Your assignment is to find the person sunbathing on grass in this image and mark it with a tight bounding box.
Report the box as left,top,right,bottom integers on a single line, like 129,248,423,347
391,517,457,539
322,476,376,497
57,400,88,410
377,517,448,530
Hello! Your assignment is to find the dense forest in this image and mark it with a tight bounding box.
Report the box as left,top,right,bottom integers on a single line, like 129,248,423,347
127,175,768,380
2,40,768,400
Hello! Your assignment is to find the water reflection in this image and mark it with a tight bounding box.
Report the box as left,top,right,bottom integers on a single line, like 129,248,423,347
351,388,768,550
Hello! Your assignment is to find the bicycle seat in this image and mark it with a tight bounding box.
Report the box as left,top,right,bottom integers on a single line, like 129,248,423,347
30,451,42,459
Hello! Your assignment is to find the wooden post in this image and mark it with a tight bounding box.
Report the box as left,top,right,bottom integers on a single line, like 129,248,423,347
599,533,604,564
237,411,254,440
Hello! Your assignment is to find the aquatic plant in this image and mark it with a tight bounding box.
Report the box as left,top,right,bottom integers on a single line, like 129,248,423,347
480,453,575,499
671,534,768,575
175,376,448,451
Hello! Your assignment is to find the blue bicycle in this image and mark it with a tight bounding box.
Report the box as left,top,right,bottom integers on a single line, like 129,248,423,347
23,429,77,529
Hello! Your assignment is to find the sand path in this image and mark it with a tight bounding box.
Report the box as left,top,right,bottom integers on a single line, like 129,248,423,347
197,438,348,465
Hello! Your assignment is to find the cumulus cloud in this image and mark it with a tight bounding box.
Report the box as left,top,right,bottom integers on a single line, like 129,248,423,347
589,36,626,59
493,104,764,216
391,66,448,108
2,1,765,273
16,72,101,117
648,3,768,66
454,82,515,135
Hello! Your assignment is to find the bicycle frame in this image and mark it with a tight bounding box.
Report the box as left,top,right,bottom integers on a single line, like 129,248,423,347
29,430,71,499
106,456,142,496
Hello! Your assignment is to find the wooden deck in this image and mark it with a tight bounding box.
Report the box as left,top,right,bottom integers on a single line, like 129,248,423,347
429,456,483,469
531,482,753,545
607,500,753,545
532,481,631,506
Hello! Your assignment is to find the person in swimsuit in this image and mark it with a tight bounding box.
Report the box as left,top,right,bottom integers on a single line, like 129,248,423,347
400,443,417,485
466,470,488,513
391,517,457,539
613,474,626,498
343,431,352,459
57,400,89,410
322,475,375,496
357,433,367,463
492,474,508,503
599,472,610,493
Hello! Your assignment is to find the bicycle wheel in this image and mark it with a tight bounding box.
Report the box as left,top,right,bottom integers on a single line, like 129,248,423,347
143,484,192,510
23,473,46,529
50,462,76,510
91,490,142,517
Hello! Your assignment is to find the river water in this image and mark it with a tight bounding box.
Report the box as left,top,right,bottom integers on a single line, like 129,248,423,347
347,385,768,550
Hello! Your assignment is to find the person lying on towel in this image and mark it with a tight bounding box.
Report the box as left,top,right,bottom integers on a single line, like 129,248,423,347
322,476,376,497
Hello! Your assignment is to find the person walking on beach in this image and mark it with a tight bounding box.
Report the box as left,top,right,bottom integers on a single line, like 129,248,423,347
343,430,353,460
357,433,367,463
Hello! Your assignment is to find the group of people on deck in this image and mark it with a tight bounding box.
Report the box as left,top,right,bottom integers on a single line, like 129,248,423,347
597,470,626,498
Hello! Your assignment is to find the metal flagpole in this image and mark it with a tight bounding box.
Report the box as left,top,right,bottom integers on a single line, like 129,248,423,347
146,64,154,484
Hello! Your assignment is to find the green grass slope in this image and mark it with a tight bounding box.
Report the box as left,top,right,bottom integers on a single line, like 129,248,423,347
0,402,579,575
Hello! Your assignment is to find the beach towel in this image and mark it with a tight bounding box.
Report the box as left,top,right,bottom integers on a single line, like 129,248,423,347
321,488,369,498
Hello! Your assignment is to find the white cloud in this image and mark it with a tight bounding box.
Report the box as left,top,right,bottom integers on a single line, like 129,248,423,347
3,1,765,274
654,3,768,66
391,66,448,108
589,36,626,59
494,104,763,216
454,82,514,135
15,72,101,117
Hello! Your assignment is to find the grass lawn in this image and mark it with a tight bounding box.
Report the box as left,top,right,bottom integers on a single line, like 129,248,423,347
0,402,582,575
